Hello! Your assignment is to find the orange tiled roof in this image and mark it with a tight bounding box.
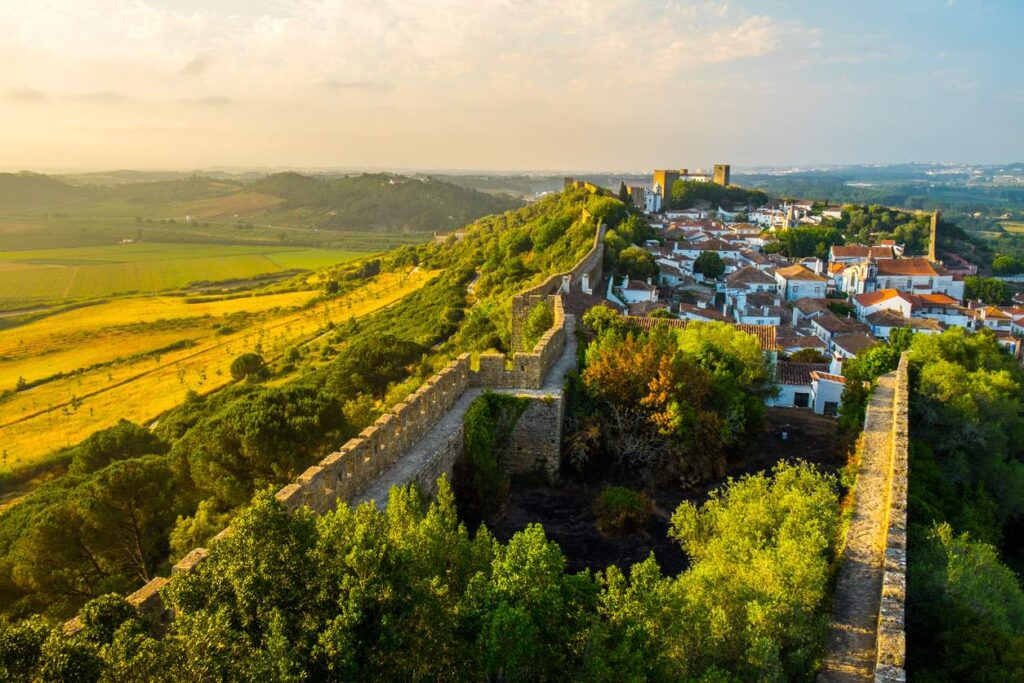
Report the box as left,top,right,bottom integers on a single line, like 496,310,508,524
853,289,903,307
811,370,847,384
875,258,938,277
775,264,828,282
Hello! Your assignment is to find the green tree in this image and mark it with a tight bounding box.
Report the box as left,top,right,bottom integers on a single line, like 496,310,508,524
992,254,1024,275
693,251,725,279
617,245,658,280
521,301,554,351
229,352,268,382
67,420,168,475
964,275,1009,305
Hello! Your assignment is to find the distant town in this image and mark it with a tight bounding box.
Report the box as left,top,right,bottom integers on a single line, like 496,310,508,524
564,165,1012,420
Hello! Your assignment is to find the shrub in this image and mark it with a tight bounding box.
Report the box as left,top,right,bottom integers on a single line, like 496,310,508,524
229,352,267,381
594,486,653,534
522,301,555,351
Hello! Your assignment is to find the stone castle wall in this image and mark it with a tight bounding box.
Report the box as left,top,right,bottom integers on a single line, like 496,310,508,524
65,220,597,636
501,395,563,477
510,217,604,350
476,297,566,388
875,355,908,682
818,355,908,682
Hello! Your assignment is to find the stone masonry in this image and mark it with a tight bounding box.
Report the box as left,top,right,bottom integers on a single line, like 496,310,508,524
818,355,908,682
64,215,601,635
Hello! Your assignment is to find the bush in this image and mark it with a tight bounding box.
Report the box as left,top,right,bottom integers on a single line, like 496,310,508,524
594,486,652,534
788,348,828,364
229,352,267,381
522,301,554,351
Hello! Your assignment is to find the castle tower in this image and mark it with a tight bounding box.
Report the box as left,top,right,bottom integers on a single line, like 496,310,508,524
928,210,940,262
713,164,731,186
652,170,681,202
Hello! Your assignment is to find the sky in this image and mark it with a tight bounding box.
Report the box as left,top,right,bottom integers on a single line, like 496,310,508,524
0,0,1021,172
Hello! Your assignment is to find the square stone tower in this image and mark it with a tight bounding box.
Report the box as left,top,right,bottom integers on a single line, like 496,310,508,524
652,169,681,202
713,164,731,186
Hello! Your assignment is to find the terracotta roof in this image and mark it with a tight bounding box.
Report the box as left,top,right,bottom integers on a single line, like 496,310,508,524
982,306,1011,320
624,316,777,351
913,293,959,307
678,303,730,322
693,238,737,252
812,311,868,335
875,258,939,277
776,361,830,386
853,289,903,308
628,301,669,317
775,264,828,282
726,266,777,287
792,297,830,315
745,291,780,307
776,333,827,350
810,371,847,384
624,279,657,292
865,309,943,330
830,244,896,260
832,332,879,356
740,249,770,265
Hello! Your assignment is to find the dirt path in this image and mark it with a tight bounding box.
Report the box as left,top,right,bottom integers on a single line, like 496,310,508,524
818,371,897,682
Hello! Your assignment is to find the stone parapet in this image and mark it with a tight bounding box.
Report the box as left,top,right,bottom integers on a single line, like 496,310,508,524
60,213,595,638
875,355,908,680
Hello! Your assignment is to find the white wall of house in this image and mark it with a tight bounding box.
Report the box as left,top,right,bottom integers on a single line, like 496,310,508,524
812,378,844,416
768,383,813,409
780,279,827,301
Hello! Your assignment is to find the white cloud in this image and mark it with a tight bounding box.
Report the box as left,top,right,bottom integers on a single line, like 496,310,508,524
0,0,831,169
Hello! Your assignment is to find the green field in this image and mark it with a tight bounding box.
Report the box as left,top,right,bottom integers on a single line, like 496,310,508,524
1000,221,1024,234
0,243,364,309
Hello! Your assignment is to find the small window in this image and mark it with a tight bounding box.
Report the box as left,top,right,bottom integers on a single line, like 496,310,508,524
794,392,810,408
824,401,839,417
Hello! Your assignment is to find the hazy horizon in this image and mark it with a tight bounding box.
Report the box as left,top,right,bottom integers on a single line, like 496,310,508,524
2,0,1022,170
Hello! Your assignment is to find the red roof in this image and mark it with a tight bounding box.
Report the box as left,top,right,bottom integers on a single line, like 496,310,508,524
853,289,903,307
875,258,939,277
775,264,828,282
777,361,830,386
811,371,847,384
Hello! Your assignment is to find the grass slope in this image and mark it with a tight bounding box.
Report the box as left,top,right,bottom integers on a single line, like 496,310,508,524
0,243,364,309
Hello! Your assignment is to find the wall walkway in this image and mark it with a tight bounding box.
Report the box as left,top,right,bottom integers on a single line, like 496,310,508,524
818,355,908,683
65,214,600,635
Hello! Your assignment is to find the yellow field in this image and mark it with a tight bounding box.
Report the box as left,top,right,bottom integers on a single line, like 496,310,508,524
1000,221,1024,234
0,269,436,472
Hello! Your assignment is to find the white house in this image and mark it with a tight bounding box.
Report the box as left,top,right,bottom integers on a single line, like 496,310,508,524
769,361,830,409
774,264,829,301
865,310,944,339
853,289,969,328
839,257,964,301
672,237,742,262
615,277,659,304
810,371,846,417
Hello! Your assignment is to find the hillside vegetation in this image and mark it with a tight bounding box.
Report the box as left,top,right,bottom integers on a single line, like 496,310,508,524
0,186,612,620
249,172,521,233
0,173,87,212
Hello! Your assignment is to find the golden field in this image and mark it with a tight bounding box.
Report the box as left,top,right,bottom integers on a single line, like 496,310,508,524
0,269,436,473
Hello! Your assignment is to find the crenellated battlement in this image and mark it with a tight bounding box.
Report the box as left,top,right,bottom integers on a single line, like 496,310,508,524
63,213,599,636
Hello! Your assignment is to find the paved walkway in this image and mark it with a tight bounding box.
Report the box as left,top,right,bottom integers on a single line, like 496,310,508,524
355,316,578,509
818,371,897,682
